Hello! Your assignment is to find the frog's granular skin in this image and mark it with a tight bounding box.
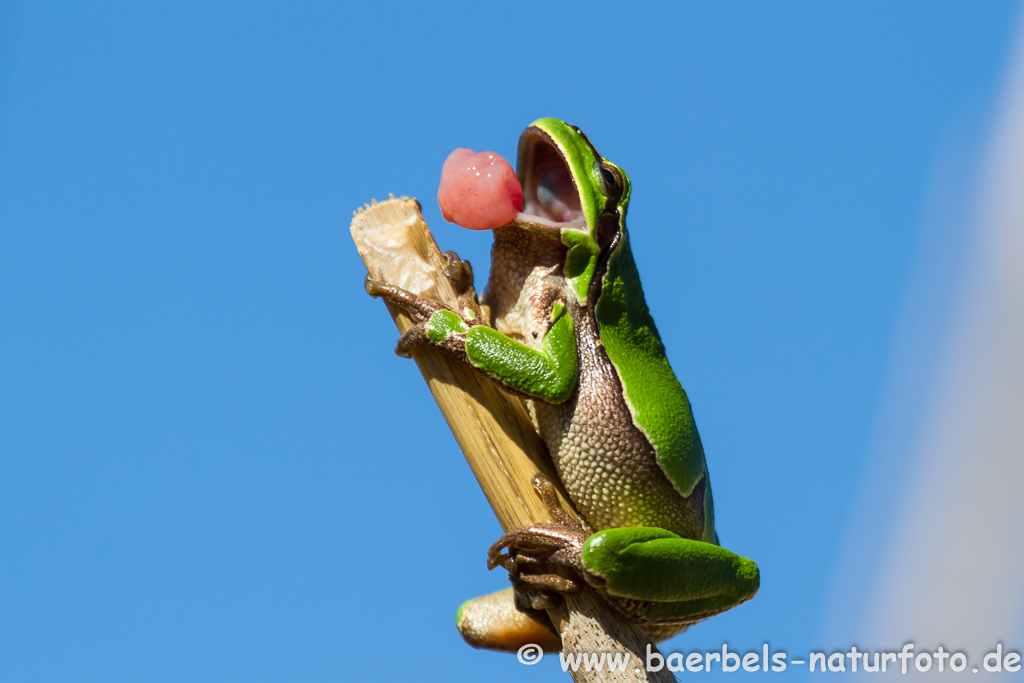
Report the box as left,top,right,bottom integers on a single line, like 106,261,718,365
485,223,710,542
533,297,708,541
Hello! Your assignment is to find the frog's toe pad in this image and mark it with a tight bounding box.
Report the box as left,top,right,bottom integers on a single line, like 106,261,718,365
441,250,474,292
514,571,581,595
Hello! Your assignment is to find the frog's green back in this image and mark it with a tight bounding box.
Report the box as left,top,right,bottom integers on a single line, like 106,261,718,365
594,226,708,504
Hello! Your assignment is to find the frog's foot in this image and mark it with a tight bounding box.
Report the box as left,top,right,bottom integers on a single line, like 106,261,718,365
488,472,591,581
486,521,590,619
487,522,587,579
480,473,591,620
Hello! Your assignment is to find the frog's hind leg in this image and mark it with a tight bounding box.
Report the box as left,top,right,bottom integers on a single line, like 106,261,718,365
488,522,760,627
580,527,760,624
456,587,562,653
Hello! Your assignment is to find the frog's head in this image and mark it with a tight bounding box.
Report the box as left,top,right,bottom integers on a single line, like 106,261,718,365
516,118,631,303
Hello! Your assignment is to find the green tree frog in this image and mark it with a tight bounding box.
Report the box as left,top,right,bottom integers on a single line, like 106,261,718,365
365,118,759,653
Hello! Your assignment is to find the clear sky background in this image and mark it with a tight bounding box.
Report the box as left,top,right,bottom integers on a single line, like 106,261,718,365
1,3,1020,682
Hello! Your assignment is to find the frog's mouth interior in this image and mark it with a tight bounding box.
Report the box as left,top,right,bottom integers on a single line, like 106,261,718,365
518,134,584,226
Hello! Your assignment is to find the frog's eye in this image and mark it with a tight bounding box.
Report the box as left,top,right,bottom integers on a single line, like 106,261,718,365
599,162,624,201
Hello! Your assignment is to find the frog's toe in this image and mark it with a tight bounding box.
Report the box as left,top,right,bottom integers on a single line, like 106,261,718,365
514,572,581,594
362,275,451,321
486,522,586,573
393,321,429,358
441,250,474,293
363,274,387,298
486,521,590,620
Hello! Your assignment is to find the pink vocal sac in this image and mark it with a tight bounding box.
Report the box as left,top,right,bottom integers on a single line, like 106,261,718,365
437,148,523,231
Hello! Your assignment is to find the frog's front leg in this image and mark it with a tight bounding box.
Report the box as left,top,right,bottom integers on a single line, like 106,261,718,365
365,274,579,403
489,524,760,626
364,276,454,323
364,275,471,359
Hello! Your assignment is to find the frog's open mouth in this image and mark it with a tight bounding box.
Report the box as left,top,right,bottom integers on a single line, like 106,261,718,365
515,131,585,233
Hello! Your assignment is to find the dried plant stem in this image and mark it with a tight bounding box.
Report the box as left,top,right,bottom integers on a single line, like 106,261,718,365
350,196,674,683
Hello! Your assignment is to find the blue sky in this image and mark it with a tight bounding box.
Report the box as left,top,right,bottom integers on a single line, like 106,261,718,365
1,2,1019,681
